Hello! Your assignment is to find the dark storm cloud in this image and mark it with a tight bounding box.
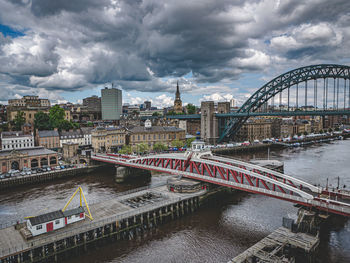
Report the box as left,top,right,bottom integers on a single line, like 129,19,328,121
0,0,349,96
30,0,111,17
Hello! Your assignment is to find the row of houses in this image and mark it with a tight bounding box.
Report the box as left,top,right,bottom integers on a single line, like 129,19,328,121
1,120,186,153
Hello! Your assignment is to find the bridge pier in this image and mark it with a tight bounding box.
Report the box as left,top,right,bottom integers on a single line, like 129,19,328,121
114,165,151,183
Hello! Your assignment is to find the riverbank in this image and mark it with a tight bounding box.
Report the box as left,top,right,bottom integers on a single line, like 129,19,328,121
213,133,349,155
0,165,103,190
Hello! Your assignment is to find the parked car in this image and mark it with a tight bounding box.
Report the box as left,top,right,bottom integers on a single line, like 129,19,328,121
60,165,65,169
55,166,61,170
26,171,32,175
31,170,37,174
4,173,11,178
0,174,5,179
47,167,51,171
20,171,26,176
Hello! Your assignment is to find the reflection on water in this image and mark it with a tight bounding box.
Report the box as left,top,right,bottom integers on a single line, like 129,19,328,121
0,140,349,262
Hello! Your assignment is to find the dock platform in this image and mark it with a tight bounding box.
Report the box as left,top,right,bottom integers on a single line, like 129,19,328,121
0,184,205,263
229,227,319,263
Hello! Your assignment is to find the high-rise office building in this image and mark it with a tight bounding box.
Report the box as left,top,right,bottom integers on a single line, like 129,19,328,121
101,87,122,120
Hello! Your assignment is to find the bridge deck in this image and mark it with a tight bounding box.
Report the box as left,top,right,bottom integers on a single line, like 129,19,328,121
0,185,205,259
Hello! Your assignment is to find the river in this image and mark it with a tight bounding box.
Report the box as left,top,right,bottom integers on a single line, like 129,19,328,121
0,140,349,262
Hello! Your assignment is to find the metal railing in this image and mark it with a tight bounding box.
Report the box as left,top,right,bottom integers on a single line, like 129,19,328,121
0,192,200,258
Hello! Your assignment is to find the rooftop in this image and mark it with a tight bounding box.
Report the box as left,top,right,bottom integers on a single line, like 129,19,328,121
0,147,57,157
37,130,59,138
130,126,184,133
1,131,33,138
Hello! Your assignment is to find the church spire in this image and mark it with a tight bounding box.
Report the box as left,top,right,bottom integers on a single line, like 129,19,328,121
176,81,180,99
174,80,182,113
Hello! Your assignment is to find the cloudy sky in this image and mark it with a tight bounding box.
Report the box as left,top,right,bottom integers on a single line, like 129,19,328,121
0,0,349,107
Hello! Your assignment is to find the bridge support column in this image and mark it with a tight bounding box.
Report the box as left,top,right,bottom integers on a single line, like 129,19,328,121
114,166,151,183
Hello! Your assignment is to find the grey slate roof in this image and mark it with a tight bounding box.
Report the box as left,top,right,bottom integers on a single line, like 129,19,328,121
1,131,30,138
129,126,184,133
60,129,83,138
80,127,93,135
38,130,59,138
0,147,57,157
29,210,64,226
62,206,84,217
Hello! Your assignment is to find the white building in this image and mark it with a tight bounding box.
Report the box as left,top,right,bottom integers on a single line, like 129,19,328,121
1,131,34,150
81,127,93,146
26,207,85,237
59,130,84,147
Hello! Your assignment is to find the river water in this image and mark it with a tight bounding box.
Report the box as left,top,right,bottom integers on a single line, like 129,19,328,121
0,140,349,262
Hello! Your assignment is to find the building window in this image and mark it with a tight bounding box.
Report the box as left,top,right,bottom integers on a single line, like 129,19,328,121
36,225,42,230
55,220,60,224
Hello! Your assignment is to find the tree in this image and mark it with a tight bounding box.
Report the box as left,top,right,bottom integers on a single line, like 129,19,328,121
119,145,132,154
335,127,340,131
34,111,51,130
153,142,168,152
152,112,161,117
13,111,25,131
171,139,184,148
186,104,196,114
319,129,324,134
186,137,196,147
49,105,65,128
135,143,149,154
328,128,333,133
303,131,308,136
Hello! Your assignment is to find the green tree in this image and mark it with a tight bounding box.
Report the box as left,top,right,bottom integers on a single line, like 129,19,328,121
328,128,333,133
152,112,161,117
13,111,26,131
119,145,132,154
133,143,149,154
34,111,51,130
186,104,196,114
49,105,65,128
0,123,9,132
335,127,340,131
303,131,308,136
186,137,196,147
319,129,324,134
297,132,302,137
153,142,168,152
171,139,184,148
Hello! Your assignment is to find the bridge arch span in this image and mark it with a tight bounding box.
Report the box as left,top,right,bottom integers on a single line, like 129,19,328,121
220,64,350,141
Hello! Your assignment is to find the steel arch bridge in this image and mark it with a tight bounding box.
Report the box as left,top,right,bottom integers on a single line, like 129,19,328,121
219,64,350,142
92,152,350,217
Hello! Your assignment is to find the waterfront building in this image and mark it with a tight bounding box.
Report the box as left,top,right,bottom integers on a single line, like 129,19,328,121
101,87,122,120
36,129,60,149
235,118,272,142
91,126,126,153
129,120,185,148
1,131,34,150
0,146,58,172
174,81,183,114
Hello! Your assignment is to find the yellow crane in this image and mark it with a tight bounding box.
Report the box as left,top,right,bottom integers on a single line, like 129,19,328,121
25,186,93,220
62,186,93,220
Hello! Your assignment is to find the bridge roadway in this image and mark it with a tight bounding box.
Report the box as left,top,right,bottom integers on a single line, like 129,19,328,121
92,152,350,217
